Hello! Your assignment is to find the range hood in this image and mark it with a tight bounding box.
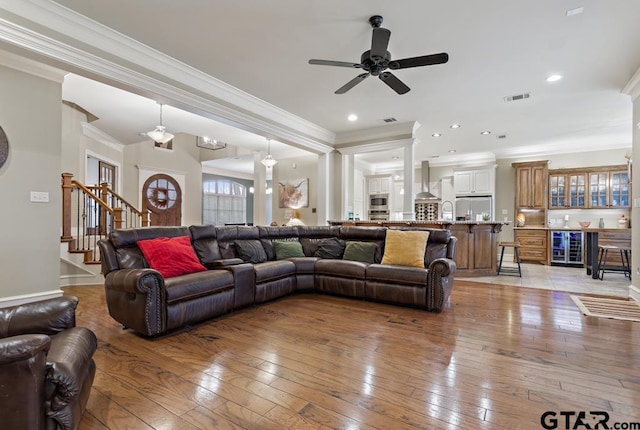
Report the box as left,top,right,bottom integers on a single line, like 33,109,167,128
415,161,439,201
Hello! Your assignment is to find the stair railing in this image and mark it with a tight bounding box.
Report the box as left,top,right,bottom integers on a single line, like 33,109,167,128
61,172,150,263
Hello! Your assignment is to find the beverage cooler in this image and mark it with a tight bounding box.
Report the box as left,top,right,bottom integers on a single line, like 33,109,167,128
550,230,584,266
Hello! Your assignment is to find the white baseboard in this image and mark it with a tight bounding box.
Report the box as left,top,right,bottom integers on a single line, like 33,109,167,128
629,285,640,302
0,289,64,308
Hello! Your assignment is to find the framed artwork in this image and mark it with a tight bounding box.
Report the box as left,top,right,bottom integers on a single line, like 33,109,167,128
278,178,309,208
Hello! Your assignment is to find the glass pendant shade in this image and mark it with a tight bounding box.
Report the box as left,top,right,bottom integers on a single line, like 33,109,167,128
147,104,174,144
260,138,277,167
261,154,277,168
147,125,174,144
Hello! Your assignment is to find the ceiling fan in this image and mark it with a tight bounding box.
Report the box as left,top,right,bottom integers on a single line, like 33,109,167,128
309,15,448,95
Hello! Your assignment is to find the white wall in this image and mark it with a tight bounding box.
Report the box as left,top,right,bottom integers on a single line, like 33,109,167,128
0,65,63,303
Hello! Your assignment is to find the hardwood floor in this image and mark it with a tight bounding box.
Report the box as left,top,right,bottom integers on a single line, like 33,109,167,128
65,282,639,430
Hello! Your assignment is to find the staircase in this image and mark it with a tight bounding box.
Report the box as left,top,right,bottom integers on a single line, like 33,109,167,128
60,172,149,285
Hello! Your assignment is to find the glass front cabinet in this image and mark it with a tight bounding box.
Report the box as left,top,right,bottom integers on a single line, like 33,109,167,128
549,173,586,208
549,165,630,210
588,169,630,208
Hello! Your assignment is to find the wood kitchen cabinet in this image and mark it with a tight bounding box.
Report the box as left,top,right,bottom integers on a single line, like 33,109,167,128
514,229,548,263
513,161,548,209
548,171,587,208
588,168,630,208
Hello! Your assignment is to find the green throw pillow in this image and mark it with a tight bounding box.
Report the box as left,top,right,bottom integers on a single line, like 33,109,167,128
274,241,305,259
343,241,377,264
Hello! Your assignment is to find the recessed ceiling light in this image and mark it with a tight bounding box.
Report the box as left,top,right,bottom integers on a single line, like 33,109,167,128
448,149,457,153
432,133,442,137
566,7,584,17
480,131,491,135
450,124,460,129
347,114,358,122
546,74,563,82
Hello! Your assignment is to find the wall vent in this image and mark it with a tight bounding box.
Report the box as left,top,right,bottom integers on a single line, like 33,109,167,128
497,134,507,139
382,117,398,123
504,93,530,102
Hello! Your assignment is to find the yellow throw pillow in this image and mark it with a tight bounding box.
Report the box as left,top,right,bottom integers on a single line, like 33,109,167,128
381,230,430,268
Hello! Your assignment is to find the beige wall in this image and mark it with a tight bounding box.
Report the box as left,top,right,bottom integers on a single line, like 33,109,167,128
0,65,63,302
122,133,204,226
272,154,319,226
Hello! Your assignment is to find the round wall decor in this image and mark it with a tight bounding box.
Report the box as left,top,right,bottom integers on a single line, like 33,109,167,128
0,126,8,169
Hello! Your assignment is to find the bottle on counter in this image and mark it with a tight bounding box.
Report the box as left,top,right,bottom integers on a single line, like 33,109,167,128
599,218,605,228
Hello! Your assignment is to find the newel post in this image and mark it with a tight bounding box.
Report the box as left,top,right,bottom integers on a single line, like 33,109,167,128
61,173,74,241
113,207,124,230
100,182,109,235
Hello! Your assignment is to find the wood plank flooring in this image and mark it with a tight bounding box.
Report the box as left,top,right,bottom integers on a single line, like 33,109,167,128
64,281,640,430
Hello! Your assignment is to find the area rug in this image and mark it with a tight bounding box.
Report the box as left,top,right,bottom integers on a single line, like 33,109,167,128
570,295,640,322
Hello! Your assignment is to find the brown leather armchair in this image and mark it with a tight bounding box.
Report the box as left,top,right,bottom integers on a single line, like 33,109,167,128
0,296,97,430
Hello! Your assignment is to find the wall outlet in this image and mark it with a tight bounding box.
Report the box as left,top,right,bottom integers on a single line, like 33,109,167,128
30,191,49,203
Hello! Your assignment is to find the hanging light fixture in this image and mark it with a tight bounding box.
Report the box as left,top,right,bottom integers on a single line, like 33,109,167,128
261,138,277,168
147,104,174,144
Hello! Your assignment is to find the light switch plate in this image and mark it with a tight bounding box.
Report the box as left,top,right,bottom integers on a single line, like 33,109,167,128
30,191,49,203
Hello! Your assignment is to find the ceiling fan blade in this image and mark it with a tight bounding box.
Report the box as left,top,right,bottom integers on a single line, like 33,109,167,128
335,73,369,94
390,52,449,70
309,59,362,68
379,72,410,95
370,27,391,62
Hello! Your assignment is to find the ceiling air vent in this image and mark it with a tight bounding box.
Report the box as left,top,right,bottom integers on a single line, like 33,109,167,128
497,134,507,139
504,93,531,102
382,117,398,123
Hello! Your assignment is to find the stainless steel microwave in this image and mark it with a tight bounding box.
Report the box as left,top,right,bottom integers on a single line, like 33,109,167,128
370,194,388,208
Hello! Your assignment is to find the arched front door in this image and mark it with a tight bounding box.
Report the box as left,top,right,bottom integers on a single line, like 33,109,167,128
142,174,182,226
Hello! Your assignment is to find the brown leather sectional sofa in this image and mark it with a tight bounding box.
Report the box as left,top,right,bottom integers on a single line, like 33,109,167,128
98,225,457,337
0,296,97,430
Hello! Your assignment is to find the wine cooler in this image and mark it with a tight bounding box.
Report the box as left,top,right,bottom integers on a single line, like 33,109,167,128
550,230,584,266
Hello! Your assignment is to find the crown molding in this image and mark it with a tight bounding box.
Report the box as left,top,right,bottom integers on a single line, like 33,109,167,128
0,47,64,82
335,121,420,146
622,66,640,101
80,122,124,152
0,0,335,153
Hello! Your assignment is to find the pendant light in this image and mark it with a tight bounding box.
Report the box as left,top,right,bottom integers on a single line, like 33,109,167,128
147,104,174,144
261,138,277,168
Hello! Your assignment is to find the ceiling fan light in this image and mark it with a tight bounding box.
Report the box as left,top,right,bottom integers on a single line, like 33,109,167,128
261,154,278,168
147,126,174,144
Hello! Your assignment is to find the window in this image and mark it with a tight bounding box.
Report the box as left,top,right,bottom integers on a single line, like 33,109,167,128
202,179,248,225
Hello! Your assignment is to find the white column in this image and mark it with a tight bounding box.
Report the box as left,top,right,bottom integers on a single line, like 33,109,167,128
622,68,640,300
316,152,332,225
402,140,416,220
253,152,267,226
342,154,355,220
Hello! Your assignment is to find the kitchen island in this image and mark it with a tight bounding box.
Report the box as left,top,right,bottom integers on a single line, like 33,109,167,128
328,220,506,277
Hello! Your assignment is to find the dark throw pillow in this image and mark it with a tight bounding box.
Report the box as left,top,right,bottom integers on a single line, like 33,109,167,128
313,237,346,259
343,241,377,264
137,236,207,278
234,240,268,264
273,241,305,259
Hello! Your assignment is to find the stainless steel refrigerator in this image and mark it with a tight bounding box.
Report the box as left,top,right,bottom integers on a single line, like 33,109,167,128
455,196,492,221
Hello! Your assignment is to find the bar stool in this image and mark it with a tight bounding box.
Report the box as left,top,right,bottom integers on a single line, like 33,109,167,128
497,241,522,277
597,245,631,280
